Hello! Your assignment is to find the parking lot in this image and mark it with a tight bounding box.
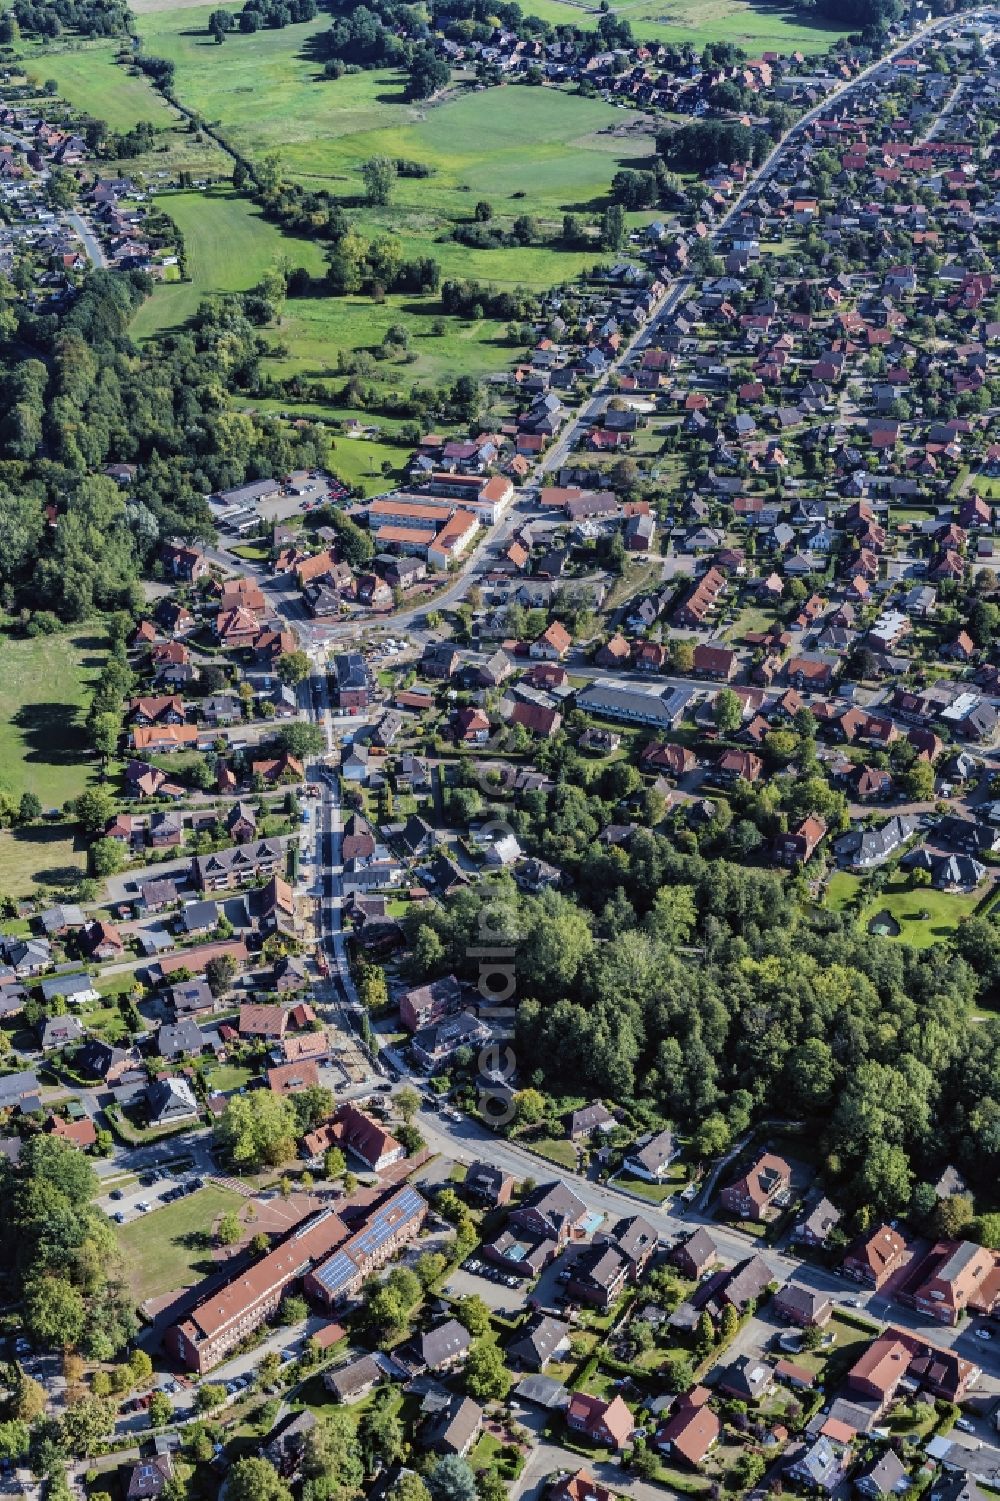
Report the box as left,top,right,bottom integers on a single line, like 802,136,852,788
100,1169,204,1225
444,1263,529,1317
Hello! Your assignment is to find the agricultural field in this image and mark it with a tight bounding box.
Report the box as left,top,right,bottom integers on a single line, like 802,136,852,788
0,629,106,807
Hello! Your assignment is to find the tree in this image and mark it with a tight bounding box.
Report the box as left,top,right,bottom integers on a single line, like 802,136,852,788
719,1303,739,1342
10,1367,46,1421
129,1348,153,1383
275,722,325,759
277,650,311,686
218,1211,243,1245
932,1193,974,1240
513,1088,547,1125
196,1383,227,1412
358,1393,404,1471
89,713,121,772
366,1285,408,1339
216,1092,297,1169
62,1395,116,1456
17,791,41,824
226,1457,293,1501
464,1339,511,1401
394,1476,431,1501
91,837,126,878
73,787,115,838
147,1391,172,1427
301,1409,363,1501
695,1309,716,1358
428,1455,478,1501
662,1354,695,1393
454,1294,492,1336
362,156,397,206
600,202,627,252
25,1275,85,1348
280,1295,308,1325
902,758,936,801
415,1251,447,1289
206,953,238,996
323,1146,346,1180
396,1084,421,1123
714,687,743,734
853,1141,912,1217
0,1422,29,1462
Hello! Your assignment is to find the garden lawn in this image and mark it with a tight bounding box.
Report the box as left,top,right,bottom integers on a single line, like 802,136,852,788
117,1184,245,1300
131,186,328,337
204,1063,255,1093
613,1168,684,1204
531,1137,579,1170
825,871,987,948
0,629,106,807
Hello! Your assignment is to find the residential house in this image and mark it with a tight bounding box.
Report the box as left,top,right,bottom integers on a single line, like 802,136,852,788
843,1224,908,1289
566,1393,634,1450
654,1389,720,1467
720,1152,792,1221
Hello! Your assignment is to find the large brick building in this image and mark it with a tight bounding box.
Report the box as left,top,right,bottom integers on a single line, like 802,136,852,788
166,1209,347,1374
304,1184,427,1309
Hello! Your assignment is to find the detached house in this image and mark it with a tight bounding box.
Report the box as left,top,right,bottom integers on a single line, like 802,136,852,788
721,1151,792,1221
566,1393,634,1450
530,622,572,661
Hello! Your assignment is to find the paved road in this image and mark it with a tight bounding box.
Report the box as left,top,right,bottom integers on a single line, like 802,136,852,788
67,210,106,269
412,1106,1000,1379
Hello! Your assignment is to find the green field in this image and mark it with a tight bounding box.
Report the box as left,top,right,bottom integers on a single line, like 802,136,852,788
826,870,986,948
137,0,848,63
13,38,230,179
0,630,106,806
117,1184,245,1300
517,0,850,48
0,825,87,901
131,186,327,336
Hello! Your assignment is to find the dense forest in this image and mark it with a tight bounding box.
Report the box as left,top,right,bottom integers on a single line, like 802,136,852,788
9,0,130,39
0,271,329,623
403,781,1000,1223
0,1136,136,1358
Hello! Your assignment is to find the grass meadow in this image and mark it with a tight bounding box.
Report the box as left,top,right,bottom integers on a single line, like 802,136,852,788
0,630,105,806
118,1184,245,1300
13,38,231,179
130,186,327,336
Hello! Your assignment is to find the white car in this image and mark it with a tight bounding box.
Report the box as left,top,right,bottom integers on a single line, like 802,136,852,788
975,1329,992,1341
955,1418,975,1434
